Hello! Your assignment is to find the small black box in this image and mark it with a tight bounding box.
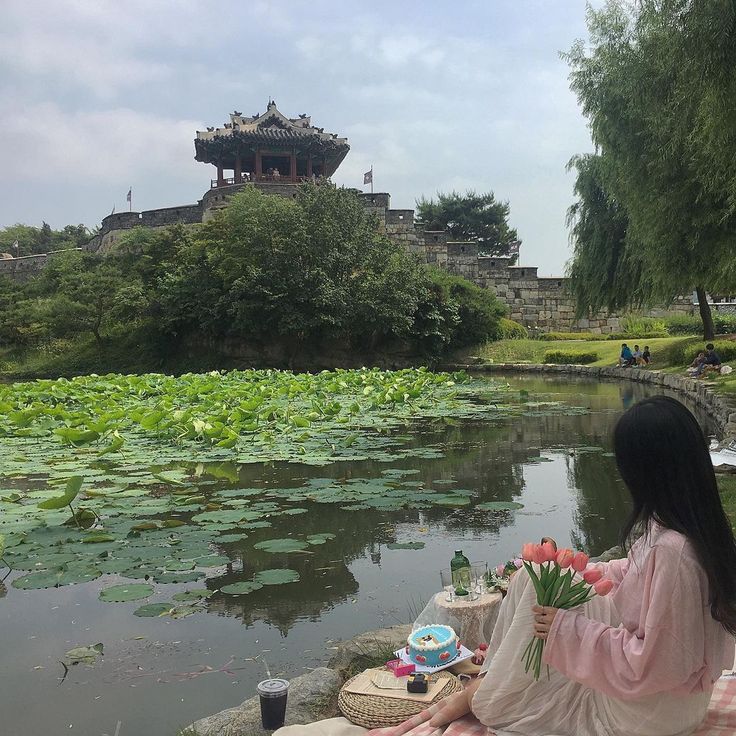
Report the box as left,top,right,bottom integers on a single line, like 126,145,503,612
407,673,429,694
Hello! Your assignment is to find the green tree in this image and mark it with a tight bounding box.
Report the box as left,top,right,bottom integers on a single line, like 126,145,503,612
415,191,520,258
0,223,92,257
565,0,736,339
566,154,650,316
32,251,136,346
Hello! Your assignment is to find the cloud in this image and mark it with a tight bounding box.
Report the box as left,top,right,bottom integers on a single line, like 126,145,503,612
0,102,201,183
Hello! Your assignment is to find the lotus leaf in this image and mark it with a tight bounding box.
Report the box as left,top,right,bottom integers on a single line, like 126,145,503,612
99,583,154,602
253,538,309,554
133,602,173,617
65,643,104,665
220,581,264,595
306,534,336,546
253,569,300,585
37,476,83,510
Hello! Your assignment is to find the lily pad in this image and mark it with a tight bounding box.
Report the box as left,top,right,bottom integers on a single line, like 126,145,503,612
133,602,173,617
253,538,309,554
65,643,104,665
253,569,300,586
99,583,154,603
220,581,264,595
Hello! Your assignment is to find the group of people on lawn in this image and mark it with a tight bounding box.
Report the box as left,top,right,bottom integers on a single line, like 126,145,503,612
688,343,723,377
618,343,651,367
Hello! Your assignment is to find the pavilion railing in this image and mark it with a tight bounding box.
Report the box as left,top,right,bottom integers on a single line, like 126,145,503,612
210,174,322,188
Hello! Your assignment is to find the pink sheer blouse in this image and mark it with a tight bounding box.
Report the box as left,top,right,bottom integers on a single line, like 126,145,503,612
544,525,734,700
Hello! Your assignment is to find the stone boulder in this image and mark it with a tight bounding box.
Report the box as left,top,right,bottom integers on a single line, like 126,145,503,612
186,667,342,736
328,624,412,678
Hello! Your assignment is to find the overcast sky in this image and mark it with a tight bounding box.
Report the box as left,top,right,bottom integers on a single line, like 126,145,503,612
0,0,596,276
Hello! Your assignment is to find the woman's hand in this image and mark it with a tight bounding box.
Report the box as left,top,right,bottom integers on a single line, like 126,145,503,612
428,675,483,727
532,605,559,640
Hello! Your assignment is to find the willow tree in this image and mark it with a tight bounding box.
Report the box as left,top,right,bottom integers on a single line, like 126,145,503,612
565,0,736,339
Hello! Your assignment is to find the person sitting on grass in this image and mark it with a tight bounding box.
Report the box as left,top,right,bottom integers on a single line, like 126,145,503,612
696,343,722,378
632,344,644,365
642,345,651,365
618,343,635,367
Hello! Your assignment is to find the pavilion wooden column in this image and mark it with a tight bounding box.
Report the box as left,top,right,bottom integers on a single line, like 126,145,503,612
289,149,297,182
322,156,327,178
255,149,262,179
234,151,242,183
306,156,313,178
216,162,225,186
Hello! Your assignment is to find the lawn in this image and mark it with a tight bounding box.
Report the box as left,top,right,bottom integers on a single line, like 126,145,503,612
718,475,736,532
473,337,694,368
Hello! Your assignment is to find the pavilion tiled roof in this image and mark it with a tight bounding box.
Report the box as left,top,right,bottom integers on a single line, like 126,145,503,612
194,101,349,163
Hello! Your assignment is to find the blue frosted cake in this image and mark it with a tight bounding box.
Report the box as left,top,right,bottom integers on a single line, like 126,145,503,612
406,625,459,667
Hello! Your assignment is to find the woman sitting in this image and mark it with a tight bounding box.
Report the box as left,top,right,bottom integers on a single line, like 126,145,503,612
429,396,735,736
276,397,735,736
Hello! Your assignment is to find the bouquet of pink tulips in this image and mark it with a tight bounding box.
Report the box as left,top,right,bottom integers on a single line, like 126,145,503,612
521,541,613,680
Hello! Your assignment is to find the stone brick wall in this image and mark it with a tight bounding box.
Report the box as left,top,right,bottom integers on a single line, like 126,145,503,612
360,192,695,332
0,249,81,280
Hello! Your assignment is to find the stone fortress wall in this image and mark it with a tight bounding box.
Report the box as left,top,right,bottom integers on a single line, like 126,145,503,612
0,184,695,332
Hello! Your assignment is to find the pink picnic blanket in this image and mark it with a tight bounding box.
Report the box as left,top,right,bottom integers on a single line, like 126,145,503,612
366,678,736,736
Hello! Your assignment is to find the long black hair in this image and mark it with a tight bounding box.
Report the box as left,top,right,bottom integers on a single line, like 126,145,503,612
614,395,736,634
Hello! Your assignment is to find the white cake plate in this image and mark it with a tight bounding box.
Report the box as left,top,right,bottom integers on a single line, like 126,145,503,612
393,644,475,674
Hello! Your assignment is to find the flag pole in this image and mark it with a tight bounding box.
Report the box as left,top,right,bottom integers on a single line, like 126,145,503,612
371,165,373,194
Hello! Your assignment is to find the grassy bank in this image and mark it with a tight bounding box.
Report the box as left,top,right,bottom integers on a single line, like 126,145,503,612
719,476,736,531
473,337,694,368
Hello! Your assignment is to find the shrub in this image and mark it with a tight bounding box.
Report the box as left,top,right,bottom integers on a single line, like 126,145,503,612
619,315,667,336
663,314,702,335
498,317,528,339
542,350,598,364
539,331,608,341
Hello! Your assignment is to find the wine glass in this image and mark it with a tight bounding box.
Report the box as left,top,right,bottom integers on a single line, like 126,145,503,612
440,568,455,602
470,561,488,599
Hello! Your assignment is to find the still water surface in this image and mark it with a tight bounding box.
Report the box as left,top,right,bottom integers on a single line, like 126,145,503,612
0,375,712,736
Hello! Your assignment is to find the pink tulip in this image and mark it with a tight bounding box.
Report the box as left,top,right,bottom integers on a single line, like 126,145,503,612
541,541,557,562
594,579,614,596
583,568,603,585
556,548,575,569
513,558,523,569
571,551,589,572
496,564,505,577
531,545,547,565
521,543,537,561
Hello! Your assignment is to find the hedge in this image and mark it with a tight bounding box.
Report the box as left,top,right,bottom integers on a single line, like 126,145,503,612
543,350,599,365
499,317,528,339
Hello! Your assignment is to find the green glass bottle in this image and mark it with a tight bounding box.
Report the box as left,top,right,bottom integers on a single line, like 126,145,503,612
450,550,471,596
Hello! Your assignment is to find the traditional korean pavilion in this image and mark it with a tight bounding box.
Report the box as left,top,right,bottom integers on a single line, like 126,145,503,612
194,101,350,188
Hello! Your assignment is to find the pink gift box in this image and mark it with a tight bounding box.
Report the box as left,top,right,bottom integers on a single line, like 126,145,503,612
386,659,416,677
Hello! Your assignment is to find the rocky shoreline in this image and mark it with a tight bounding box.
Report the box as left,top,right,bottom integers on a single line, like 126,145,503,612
185,625,412,735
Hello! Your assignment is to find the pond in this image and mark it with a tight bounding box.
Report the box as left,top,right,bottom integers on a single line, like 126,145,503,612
0,371,714,736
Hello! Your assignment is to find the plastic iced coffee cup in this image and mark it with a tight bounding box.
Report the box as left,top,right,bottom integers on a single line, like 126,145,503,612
257,678,289,730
